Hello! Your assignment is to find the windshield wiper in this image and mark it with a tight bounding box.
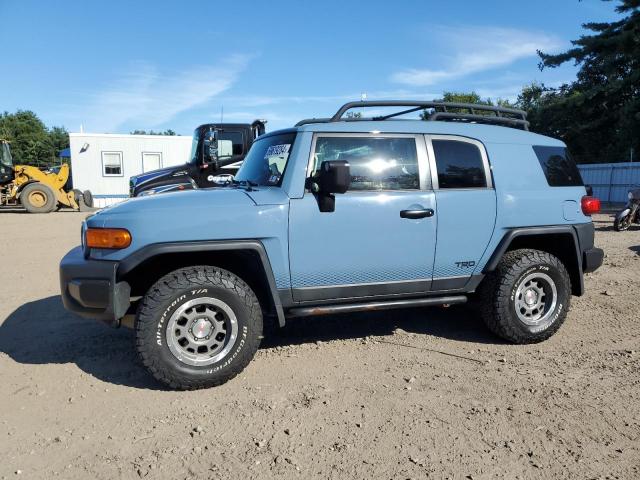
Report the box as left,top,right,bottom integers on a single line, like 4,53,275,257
231,179,259,191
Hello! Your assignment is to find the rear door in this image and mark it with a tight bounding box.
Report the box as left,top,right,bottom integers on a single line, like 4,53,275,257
288,133,437,302
426,135,497,290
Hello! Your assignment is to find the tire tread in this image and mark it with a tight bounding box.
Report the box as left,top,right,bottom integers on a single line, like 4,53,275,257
135,266,262,390
478,248,571,344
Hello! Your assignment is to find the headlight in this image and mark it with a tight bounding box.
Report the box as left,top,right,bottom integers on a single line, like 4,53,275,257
629,191,633,200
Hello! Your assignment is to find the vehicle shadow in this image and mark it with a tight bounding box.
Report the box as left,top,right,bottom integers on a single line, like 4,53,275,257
0,295,164,390
0,295,501,390
264,304,501,349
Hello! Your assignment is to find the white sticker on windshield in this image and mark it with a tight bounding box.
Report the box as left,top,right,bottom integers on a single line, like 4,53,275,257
264,144,290,159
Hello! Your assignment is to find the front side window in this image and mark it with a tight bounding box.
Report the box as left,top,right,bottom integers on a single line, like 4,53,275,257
102,151,123,176
234,132,296,186
312,136,419,191
188,128,200,164
432,140,487,189
0,142,12,168
533,145,583,187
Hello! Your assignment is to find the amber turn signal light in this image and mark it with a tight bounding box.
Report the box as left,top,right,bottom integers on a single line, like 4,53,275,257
85,228,132,249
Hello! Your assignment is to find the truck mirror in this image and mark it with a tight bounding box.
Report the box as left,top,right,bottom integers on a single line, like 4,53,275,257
202,131,219,169
308,161,350,212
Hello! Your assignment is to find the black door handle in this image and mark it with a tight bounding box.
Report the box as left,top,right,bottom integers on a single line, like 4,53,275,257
400,208,434,219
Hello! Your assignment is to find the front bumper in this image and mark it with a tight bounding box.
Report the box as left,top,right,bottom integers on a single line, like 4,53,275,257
59,246,131,327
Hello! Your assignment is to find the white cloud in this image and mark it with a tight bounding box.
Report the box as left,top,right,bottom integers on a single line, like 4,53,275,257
82,55,250,132
391,26,562,87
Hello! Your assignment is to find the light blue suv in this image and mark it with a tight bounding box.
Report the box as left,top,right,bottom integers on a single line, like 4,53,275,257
60,101,604,389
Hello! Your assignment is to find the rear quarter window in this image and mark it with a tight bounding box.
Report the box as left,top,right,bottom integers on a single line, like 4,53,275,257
533,146,583,187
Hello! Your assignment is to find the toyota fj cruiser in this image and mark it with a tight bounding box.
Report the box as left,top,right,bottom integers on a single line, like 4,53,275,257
60,101,604,390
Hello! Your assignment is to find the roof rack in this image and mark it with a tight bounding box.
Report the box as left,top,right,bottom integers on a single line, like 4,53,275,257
311,100,529,130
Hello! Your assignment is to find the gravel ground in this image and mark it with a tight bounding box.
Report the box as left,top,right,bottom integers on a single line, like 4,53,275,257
0,211,638,479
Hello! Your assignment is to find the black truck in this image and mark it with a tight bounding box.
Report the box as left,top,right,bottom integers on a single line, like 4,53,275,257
129,120,266,197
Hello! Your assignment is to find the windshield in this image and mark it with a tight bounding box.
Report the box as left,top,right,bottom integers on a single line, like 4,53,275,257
234,132,296,186
187,128,201,165
0,142,12,168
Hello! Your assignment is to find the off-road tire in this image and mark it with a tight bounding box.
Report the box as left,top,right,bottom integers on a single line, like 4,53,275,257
478,249,571,344
136,266,263,390
21,183,56,213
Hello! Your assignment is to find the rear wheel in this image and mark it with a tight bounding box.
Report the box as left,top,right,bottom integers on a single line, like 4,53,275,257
21,183,56,213
135,266,263,390
478,249,571,343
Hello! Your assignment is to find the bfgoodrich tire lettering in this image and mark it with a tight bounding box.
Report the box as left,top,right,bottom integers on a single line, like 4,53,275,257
135,266,263,390
478,249,571,344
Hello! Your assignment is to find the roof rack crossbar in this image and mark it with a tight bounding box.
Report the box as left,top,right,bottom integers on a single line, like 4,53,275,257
329,101,529,130
373,105,425,121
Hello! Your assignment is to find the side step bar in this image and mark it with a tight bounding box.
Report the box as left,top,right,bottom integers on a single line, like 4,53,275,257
287,295,467,317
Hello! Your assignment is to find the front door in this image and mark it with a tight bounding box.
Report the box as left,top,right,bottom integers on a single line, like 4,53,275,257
288,133,437,302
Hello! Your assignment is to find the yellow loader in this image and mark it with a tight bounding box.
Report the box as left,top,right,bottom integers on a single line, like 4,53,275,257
0,139,93,213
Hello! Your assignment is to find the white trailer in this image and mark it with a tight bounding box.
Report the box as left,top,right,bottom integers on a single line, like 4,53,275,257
69,133,193,207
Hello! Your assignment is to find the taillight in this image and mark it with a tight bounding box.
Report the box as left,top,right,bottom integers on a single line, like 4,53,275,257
581,196,601,216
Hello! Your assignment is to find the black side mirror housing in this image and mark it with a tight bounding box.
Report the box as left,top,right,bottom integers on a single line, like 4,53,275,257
309,161,350,212
317,160,350,194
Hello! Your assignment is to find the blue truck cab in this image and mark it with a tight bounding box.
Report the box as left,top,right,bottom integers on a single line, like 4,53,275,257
59,101,604,389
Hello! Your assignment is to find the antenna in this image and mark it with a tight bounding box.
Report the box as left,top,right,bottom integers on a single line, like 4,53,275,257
221,105,224,123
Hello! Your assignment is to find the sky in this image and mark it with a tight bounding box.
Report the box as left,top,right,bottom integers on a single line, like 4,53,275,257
0,0,624,135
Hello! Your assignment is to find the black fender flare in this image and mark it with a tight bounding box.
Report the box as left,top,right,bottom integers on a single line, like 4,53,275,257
117,240,286,326
483,225,584,296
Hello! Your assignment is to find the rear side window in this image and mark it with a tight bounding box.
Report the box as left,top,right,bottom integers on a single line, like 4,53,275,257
533,146,583,187
313,136,419,191
432,140,487,189
218,131,244,158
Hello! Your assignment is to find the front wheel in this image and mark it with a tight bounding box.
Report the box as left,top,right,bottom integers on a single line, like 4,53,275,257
614,209,632,231
21,183,56,213
135,266,263,390
478,249,571,344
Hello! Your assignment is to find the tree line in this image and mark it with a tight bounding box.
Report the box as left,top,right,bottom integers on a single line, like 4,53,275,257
1,0,637,167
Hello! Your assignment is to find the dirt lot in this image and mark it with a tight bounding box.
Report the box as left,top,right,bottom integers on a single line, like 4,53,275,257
0,211,638,479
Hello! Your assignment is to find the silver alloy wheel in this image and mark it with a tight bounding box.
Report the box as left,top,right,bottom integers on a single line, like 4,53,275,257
514,272,558,326
166,297,238,366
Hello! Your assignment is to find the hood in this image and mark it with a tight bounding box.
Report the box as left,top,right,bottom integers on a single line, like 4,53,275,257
130,164,190,187
93,187,256,220
87,186,290,262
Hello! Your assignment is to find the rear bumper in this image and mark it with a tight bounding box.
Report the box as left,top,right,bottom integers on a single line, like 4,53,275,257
573,222,603,274
59,246,130,327
583,247,604,274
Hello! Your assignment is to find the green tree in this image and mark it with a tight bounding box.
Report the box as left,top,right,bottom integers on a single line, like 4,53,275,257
534,0,639,163
420,91,515,119
130,129,177,136
0,110,68,168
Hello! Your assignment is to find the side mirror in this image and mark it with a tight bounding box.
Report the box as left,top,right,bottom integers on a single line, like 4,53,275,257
308,160,350,212
316,160,350,194
202,131,218,169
